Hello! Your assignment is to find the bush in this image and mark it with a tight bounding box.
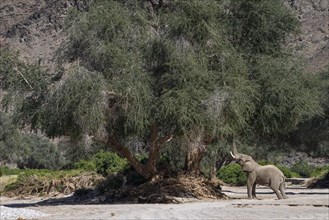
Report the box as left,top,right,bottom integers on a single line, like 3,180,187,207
74,160,96,171
310,165,329,178
1,167,83,179
93,150,129,176
307,170,329,188
217,163,247,186
290,161,316,178
17,135,66,170
74,150,129,176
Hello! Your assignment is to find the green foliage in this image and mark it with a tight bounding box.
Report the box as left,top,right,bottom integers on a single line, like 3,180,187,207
251,56,324,135
3,0,315,140
200,140,231,178
290,161,315,178
17,134,66,170
217,163,247,186
0,112,66,169
64,0,147,74
167,0,223,44
93,150,128,176
64,0,153,137
0,47,48,115
0,112,22,163
74,150,129,176
226,0,300,55
310,165,329,178
38,66,106,138
289,67,329,155
0,167,83,179
307,170,329,188
0,47,47,93
74,159,96,171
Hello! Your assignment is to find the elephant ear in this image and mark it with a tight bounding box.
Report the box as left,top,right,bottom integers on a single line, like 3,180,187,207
242,160,254,172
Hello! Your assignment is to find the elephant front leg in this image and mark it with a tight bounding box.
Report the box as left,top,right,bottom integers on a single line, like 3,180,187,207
246,177,255,199
252,182,258,199
247,185,252,199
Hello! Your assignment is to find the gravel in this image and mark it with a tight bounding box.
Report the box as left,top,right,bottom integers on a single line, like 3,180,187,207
0,205,46,220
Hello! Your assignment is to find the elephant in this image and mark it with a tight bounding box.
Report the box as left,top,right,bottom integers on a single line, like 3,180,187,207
230,142,287,200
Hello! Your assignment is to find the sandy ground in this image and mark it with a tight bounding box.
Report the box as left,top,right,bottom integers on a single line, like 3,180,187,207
1,186,328,220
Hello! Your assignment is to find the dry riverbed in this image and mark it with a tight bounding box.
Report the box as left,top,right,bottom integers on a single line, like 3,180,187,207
1,186,328,220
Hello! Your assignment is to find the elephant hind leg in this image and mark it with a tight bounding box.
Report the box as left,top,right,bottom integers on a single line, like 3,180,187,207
269,179,284,200
279,182,288,199
273,188,283,200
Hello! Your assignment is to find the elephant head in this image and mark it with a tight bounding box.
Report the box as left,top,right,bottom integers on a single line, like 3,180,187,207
230,141,258,172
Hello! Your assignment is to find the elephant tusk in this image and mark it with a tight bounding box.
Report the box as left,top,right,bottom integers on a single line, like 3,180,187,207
166,135,173,142
230,151,236,159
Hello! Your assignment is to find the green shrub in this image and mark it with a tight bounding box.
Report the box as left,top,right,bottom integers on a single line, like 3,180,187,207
3,168,83,180
93,150,129,176
0,167,22,176
290,161,316,178
17,135,66,170
307,170,329,188
74,150,129,176
310,165,329,178
74,160,96,171
217,163,247,186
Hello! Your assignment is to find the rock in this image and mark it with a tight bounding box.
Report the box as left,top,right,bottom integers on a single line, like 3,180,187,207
284,0,329,72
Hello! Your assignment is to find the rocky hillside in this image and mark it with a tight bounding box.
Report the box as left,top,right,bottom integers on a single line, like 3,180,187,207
0,0,91,70
0,0,328,72
286,0,329,73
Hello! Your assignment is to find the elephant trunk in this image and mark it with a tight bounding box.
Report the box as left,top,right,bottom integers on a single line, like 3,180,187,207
230,140,241,159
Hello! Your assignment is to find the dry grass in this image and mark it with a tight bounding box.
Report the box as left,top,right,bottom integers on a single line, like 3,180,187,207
2,172,104,197
0,175,18,192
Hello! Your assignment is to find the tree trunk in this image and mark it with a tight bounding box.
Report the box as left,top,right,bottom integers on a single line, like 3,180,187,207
210,155,231,180
108,136,150,178
108,125,172,180
184,129,206,175
145,125,160,177
185,146,204,175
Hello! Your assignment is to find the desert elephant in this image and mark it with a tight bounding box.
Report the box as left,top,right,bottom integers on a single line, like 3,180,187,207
230,142,287,200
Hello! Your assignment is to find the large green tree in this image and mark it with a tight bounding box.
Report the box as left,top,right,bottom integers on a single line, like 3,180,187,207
0,0,324,178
